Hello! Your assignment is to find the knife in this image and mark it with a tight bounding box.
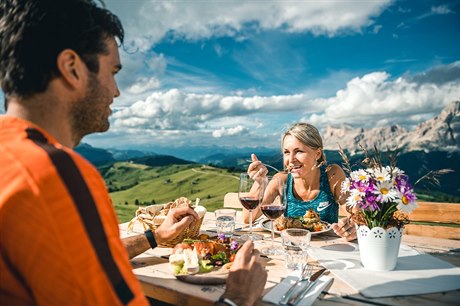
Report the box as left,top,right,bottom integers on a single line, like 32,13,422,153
279,264,312,305
286,268,326,306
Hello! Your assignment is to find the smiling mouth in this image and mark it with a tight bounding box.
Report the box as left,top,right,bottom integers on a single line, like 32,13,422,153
288,165,302,171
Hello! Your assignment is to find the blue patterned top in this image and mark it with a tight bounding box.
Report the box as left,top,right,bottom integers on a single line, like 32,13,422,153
285,166,339,223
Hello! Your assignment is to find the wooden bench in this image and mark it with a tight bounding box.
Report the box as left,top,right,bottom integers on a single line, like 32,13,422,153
404,201,460,240
338,201,460,239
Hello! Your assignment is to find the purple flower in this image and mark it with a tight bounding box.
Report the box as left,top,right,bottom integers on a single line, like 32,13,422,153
401,186,416,203
362,192,380,211
395,174,410,189
353,180,374,193
218,233,226,240
230,240,239,251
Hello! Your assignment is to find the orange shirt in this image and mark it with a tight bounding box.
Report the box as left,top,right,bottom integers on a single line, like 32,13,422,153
0,116,148,306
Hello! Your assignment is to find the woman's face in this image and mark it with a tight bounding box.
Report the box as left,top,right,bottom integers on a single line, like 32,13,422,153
283,134,320,178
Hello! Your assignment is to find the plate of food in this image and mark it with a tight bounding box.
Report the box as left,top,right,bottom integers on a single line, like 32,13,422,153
168,235,240,285
260,209,332,235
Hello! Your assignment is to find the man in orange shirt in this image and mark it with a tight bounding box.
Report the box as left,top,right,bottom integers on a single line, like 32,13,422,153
0,1,267,306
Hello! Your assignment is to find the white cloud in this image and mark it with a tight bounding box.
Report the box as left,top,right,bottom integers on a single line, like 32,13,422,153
106,0,393,51
111,88,323,132
431,5,453,15
303,71,460,128
372,24,383,34
128,77,161,94
212,125,248,138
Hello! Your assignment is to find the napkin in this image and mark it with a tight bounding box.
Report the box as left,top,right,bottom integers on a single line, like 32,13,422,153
309,243,460,298
263,271,332,306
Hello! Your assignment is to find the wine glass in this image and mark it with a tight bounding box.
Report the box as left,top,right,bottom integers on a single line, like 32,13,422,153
239,173,265,241
260,176,287,255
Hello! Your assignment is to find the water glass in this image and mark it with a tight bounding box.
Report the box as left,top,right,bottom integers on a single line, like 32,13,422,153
281,228,311,270
215,209,237,238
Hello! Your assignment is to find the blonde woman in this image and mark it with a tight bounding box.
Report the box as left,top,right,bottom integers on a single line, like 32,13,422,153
244,122,356,241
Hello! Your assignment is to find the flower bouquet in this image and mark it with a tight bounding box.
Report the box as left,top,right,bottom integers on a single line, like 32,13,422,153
339,146,416,270
339,146,418,228
341,162,417,229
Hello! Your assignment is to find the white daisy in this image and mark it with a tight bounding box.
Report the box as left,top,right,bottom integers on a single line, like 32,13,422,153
346,189,363,209
350,169,369,182
372,167,391,183
374,181,399,203
390,166,404,176
341,178,351,194
395,195,418,214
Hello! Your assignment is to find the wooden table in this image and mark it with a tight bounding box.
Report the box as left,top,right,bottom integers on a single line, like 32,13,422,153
120,212,460,305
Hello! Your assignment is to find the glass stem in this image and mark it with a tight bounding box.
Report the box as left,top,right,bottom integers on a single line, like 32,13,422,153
271,221,275,248
249,209,253,235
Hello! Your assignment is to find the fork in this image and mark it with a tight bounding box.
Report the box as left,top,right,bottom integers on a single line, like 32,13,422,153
245,159,285,173
279,264,313,305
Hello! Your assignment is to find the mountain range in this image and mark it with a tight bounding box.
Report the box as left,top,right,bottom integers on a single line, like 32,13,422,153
323,101,459,154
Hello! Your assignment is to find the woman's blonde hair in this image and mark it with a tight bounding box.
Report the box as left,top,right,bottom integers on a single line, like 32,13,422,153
281,122,326,166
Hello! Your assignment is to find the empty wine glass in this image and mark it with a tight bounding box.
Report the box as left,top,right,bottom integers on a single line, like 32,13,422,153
260,176,286,255
239,173,265,241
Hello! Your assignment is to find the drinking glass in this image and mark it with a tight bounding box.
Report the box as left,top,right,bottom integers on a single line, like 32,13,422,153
239,173,265,241
215,209,236,238
281,228,311,270
260,176,286,255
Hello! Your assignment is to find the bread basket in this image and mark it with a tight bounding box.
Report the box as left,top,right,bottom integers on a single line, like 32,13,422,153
127,197,206,247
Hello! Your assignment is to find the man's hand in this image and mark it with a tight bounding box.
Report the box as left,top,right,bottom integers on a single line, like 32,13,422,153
332,217,357,241
221,240,267,306
154,207,199,244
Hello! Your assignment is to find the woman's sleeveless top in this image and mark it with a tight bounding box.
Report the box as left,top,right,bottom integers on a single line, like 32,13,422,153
285,166,339,223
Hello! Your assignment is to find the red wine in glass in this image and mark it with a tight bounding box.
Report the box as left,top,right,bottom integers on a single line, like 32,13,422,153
261,205,285,220
239,197,260,210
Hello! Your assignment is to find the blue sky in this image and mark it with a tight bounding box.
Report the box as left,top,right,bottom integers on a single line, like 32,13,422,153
2,0,459,151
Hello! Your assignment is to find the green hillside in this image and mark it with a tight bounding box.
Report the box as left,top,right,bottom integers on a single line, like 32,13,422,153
104,162,240,222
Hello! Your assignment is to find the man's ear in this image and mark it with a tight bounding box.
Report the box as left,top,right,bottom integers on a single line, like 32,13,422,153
56,49,85,89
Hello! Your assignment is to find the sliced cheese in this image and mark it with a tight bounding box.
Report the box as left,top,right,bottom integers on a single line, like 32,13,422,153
183,248,199,274
169,253,184,265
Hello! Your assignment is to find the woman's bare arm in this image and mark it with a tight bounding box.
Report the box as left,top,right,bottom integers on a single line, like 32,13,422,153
327,164,357,241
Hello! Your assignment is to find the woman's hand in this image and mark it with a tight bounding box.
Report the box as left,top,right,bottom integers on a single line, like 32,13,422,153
332,217,357,241
247,153,268,184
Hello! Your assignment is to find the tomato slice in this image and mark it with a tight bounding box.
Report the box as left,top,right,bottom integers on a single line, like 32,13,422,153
193,241,216,256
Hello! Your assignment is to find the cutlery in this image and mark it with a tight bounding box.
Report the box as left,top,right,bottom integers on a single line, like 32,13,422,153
287,268,327,306
245,159,285,173
278,264,313,305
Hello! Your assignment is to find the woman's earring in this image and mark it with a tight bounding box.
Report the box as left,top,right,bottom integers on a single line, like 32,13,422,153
315,158,322,167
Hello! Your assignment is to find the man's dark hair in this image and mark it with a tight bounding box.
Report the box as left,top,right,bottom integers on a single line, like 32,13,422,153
0,0,124,98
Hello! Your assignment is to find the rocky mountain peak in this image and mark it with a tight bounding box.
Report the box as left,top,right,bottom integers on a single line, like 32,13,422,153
323,101,460,154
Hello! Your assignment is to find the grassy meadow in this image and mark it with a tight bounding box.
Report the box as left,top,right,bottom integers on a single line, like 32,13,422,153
105,162,240,223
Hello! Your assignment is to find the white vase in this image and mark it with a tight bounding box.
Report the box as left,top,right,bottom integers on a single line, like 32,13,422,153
356,225,403,271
